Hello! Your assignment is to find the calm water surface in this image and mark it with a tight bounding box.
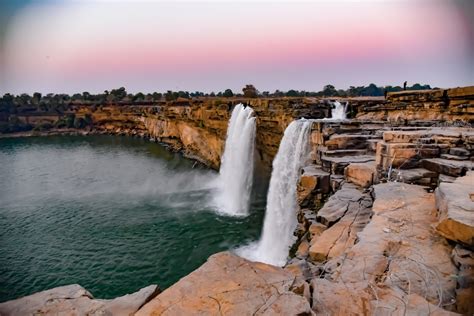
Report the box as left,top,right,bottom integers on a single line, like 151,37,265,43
0,136,265,302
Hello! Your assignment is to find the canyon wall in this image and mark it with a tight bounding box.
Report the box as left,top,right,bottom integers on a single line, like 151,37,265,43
8,86,474,170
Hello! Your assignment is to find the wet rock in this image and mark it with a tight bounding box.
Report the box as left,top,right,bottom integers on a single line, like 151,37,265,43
0,284,160,316
344,161,376,188
435,172,474,246
136,252,312,316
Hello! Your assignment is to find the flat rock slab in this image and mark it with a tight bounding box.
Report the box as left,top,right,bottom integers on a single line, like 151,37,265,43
435,171,474,246
136,252,312,316
333,183,457,306
422,158,474,177
0,284,159,316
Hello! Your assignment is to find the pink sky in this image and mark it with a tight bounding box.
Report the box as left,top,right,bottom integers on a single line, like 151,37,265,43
1,0,473,94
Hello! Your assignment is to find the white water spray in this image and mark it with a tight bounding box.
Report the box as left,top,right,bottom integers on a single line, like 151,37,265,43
214,103,256,216
237,119,312,265
331,100,347,120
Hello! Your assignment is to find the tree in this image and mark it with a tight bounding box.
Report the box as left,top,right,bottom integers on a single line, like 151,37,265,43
165,90,178,101
133,92,145,102
322,85,338,96
110,87,127,100
286,89,299,97
223,89,234,97
242,84,258,98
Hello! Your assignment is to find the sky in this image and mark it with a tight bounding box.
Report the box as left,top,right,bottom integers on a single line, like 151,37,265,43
0,0,473,95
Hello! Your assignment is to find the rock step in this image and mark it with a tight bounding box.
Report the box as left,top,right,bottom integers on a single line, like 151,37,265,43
390,168,438,187
440,153,469,161
320,148,367,157
450,147,471,157
435,171,474,247
421,158,474,177
321,155,375,175
344,161,376,188
325,134,378,150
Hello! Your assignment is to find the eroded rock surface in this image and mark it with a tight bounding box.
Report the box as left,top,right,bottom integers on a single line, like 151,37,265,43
0,284,159,316
136,252,312,316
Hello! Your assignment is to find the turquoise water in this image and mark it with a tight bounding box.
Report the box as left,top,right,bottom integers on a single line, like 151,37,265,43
0,136,265,302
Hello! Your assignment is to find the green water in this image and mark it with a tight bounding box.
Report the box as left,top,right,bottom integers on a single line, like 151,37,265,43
0,136,265,302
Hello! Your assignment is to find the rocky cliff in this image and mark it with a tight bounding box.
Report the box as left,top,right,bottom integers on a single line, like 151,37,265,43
6,86,473,171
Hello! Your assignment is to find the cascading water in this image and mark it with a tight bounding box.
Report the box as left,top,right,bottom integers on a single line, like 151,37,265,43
213,103,256,216
331,100,347,120
237,119,312,266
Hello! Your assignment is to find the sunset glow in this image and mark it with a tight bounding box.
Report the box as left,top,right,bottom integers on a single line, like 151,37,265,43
1,0,473,93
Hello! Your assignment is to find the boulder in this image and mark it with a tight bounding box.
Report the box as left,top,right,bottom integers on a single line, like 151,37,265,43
435,172,474,246
136,252,312,316
344,161,376,188
0,284,159,316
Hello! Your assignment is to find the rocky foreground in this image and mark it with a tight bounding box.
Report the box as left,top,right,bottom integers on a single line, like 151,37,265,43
1,88,473,315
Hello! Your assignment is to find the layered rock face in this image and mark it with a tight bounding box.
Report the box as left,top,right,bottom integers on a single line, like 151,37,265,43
354,86,474,122
74,99,330,169
292,118,473,314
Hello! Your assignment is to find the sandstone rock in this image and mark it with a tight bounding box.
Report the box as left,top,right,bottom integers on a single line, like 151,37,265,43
297,166,330,207
325,134,372,150
309,191,372,262
308,222,326,241
296,238,310,259
449,147,470,157
372,288,459,316
423,158,474,177
316,184,366,226
435,172,474,246
136,252,312,316
451,245,474,314
344,161,376,188
331,183,457,307
0,284,159,316
321,155,375,175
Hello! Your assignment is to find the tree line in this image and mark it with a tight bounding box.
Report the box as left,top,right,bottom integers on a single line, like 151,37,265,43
1,83,432,115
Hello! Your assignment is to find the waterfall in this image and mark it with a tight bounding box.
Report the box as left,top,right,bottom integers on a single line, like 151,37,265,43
213,103,256,216
237,119,312,266
331,100,347,120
